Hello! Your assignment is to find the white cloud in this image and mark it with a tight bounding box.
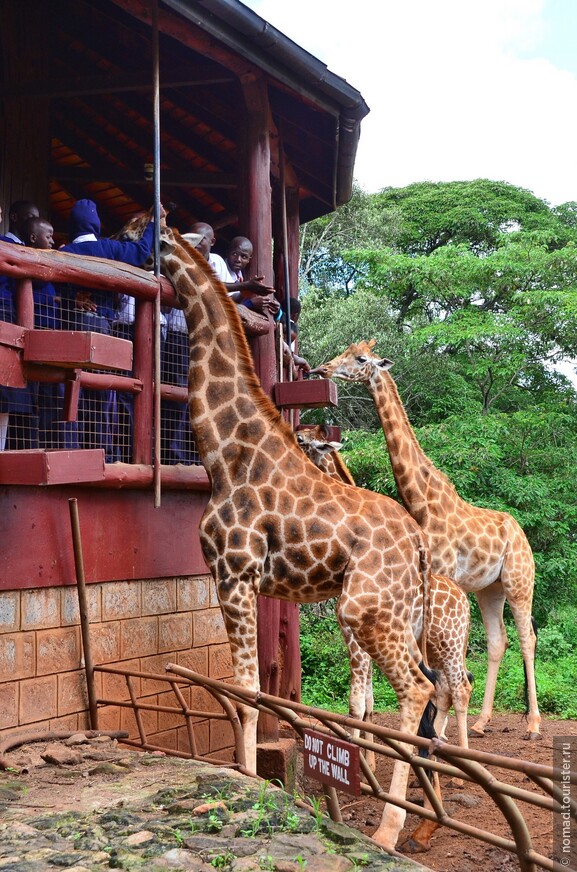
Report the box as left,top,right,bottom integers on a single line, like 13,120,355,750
243,0,577,205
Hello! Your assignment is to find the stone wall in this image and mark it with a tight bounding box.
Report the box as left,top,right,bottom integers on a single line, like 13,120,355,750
0,575,235,759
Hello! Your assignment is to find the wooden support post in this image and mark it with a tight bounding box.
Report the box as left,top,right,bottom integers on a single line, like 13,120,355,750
132,298,154,464
239,73,282,747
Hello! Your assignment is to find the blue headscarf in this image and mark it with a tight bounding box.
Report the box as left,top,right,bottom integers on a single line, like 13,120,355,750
69,199,101,238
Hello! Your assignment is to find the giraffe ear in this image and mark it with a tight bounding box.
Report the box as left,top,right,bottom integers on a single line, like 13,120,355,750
181,232,204,247
160,238,176,255
311,439,342,455
376,358,394,370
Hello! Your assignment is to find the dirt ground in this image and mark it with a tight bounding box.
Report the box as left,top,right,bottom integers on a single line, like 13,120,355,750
302,712,577,872
2,713,576,871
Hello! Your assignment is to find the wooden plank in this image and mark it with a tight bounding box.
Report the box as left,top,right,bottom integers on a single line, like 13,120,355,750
0,345,26,387
0,449,105,485
0,321,27,349
273,379,338,409
0,485,209,588
24,330,133,371
0,240,160,297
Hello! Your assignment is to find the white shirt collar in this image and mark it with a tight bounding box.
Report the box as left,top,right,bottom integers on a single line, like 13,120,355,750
4,231,23,244
72,233,98,244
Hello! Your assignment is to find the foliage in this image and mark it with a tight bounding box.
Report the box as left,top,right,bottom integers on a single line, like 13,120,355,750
297,178,577,720
299,184,400,294
299,605,397,712
300,604,577,719
373,179,570,256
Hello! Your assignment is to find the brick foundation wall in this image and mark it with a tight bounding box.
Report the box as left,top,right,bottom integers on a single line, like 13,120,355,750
0,576,235,759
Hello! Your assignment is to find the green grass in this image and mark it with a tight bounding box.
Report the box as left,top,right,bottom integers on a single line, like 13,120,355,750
300,604,577,720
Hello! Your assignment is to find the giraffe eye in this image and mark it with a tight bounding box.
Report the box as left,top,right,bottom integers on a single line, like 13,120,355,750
356,356,367,363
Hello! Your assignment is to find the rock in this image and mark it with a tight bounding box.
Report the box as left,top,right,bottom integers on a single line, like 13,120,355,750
160,847,210,868
123,829,155,846
192,800,228,815
63,733,89,746
87,762,128,776
447,792,481,808
40,743,83,766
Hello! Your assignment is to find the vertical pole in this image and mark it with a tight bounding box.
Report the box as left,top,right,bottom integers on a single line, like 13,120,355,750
279,145,292,361
151,0,162,507
239,74,279,747
68,498,99,730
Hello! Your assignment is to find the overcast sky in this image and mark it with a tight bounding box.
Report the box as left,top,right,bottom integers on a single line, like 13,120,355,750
243,0,577,207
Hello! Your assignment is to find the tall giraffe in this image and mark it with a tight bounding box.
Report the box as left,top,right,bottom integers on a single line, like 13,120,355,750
296,426,472,753
120,216,441,851
311,340,540,740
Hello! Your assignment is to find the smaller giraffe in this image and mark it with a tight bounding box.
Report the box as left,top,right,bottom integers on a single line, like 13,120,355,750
296,426,473,752
310,341,540,740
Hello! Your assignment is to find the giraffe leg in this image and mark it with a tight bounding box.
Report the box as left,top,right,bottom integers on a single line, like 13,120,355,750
363,661,377,772
506,599,541,738
470,583,508,737
432,669,451,741
400,770,443,853
338,609,376,771
216,577,260,773
371,675,436,852
367,642,436,851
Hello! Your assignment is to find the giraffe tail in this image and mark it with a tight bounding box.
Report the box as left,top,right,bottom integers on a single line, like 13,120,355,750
418,543,432,670
417,660,438,783
417,661,438,741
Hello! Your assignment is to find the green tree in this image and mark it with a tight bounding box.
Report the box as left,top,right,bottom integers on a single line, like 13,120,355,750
299,184,400,294
374,179,568,256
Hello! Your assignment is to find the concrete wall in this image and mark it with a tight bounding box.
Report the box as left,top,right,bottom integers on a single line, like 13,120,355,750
0,575,235,759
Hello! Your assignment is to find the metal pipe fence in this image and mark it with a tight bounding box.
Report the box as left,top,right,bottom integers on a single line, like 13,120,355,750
91,662,577,872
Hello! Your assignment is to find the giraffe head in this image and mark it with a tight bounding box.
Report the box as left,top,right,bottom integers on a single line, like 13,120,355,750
115,210,203,269
310,339,394,383
296,425,343,465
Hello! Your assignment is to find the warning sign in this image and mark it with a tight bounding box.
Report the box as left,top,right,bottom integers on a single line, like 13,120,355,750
302,729,361,795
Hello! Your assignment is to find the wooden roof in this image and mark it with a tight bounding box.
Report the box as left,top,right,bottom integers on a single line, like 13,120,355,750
0,0,369,242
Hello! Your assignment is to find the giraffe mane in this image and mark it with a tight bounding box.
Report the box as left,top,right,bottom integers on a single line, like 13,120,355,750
170,229,299,447
381,369,458,495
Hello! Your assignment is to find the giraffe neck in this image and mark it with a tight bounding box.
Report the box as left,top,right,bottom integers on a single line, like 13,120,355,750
370,369,458,512
164,242,298,479
324,452,356,486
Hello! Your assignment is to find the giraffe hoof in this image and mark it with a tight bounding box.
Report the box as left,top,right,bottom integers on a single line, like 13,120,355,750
523,731,542,741
468,727,486,738
399,837,429,854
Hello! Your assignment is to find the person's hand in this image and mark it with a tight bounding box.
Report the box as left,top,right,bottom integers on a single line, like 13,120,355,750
245,276,274,296
249,294,280,317
292,352,311,374
74,291,97,313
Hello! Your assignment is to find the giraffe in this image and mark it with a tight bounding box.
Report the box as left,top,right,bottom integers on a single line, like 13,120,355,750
296,426,473,753
119,215,442,852
310,340,541,740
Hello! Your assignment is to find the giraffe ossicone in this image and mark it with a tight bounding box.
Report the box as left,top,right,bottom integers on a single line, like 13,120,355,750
311,340,541,741
119,215,447,853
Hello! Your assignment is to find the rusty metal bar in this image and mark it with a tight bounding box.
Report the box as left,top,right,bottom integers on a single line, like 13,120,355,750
170,680,197,757
68,498,99,730
126,673,148,747
0,729,128,770
163,665,576,872
87,658,576,872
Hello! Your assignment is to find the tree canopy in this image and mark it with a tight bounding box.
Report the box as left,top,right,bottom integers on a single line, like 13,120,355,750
297,179,577,620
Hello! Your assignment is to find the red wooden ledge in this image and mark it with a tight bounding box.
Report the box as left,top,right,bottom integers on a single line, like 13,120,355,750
273,379,338,409
24,330,133,372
